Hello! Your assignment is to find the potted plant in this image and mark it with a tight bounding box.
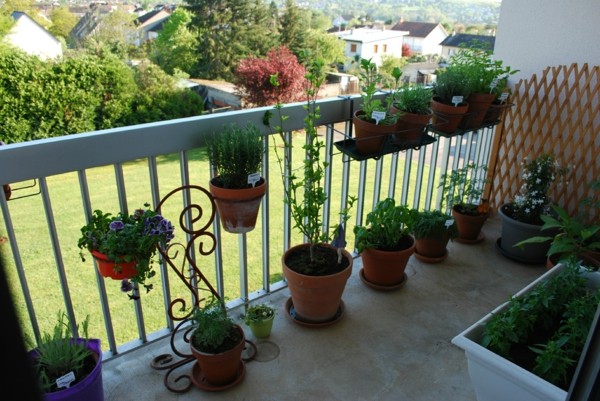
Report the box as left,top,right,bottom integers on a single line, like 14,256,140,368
498,154,568,264
268,58,355,325
353,58,399,154
206,122,267,234
243,303,276,338
390,68,433,145
77,204,174,299
28,311,104,401
189,296,246,389
410,209,458,263
430,64,472,134
451,260,600,401
439,163,490,244
353,198,416,289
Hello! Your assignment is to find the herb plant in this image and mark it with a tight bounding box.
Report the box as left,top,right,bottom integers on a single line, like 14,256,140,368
356,58,397,125
432,64,472,105
410,209,458,241
77,204,175,295
206,122,265,189
191,296,241,354
393,82,433,115
243,303,275,325
439,163,489,215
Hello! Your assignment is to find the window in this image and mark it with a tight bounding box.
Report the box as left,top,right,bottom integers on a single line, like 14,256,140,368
350,43,357,53
373,44,378,53
383,44,387,53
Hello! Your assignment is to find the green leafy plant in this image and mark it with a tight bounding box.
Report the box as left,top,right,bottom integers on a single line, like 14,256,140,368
410,209,458,241
392,82,433,115
243,303,275,325
77,204,174,295
190,296,241,354
356,58,397,125
432,64,472,105
31,311,94,393
354,198,416,253
206,122,265,189
439,163,489,215
481,261,600,390
267,57,355,273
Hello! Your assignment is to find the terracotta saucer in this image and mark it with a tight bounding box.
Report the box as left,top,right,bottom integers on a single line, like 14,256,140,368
359,268,408,291
191,360,245,391
455,231,485,244
495,238,546,265
413,249,448,264
284,297,344,328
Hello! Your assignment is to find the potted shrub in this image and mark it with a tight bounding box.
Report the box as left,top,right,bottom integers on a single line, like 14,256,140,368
77,204,175,299
430,64,472,134
189,296,246,389
353,198,416,289
206,122,267,234
390,68,433,145
268,59,355,325
243,303,276,338
28,311,104,401
498,154,568,264
451,260,600,401
439,163,490,244
410,209,458,263
353,58,399,154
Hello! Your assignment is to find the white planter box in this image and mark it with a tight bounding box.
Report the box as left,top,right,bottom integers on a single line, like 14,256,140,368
451,264,600,401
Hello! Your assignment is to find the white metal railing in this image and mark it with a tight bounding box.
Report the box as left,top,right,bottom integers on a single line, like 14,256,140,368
0,94,496,361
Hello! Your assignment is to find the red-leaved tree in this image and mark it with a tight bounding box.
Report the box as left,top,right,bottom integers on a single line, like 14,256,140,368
402,43,412,58
235,47,306,107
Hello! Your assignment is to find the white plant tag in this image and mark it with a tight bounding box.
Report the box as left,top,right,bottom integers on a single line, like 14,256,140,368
489,78,499,92
371,111,386,125
499,92,509,103
445,219,455,228
247,173,261,187
56,371,76,389
451,96,463,107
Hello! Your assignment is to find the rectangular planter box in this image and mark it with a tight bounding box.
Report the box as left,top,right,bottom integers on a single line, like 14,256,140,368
451,263,600,401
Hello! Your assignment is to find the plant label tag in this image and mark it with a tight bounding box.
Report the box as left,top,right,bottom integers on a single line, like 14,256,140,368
371,111,386,125
56,371,76,389
499,92,509,103
489,78,499,92
451,96,463,107
445,219,454,228
247,173,261,187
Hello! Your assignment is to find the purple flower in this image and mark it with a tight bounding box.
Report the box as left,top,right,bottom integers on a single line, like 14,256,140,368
121,279,133,292
109,220,125,231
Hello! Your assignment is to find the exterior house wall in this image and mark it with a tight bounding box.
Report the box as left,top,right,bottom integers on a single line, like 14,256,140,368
335,28,407,71
5,13,62,60
494,0,600,83
421,26,447,55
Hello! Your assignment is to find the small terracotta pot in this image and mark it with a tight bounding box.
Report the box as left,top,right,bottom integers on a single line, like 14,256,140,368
209,178,267,234
352,110,396,154
460,92,495,130
391,106,432,145
430,97,469,134
452,206,489,242
361,236,415,286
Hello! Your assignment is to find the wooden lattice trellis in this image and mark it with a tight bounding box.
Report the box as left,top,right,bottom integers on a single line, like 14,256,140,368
486,63,600,223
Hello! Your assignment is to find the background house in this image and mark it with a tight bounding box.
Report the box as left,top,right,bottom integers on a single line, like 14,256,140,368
334,27,408,71
391,21,448,56
4,12,62,60
134,6,172,45
439,32,495,59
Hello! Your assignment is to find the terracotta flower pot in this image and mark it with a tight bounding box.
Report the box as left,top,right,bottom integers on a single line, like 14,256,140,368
282,243,352,323
483,101,511,125
430,97,469,134
361,236,415,286
390,106,432,145
452,206,489,243
91,250,138,280
415,233,450,263
209,177,267,234
460,92,495,130
352,110,395,154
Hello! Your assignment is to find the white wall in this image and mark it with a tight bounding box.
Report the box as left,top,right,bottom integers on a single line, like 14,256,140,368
495,0,600,83
5,15,62,60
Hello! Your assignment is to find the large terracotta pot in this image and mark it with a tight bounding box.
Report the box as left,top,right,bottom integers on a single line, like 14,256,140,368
282,243,352,323
452,206,489,243
460,92,495,130
190,324,245,386
91,250,138,280
361,235,415,286
209,177,267,234
430,97,469,134
352,110,395,154
390,106,432,145
497,203,552,265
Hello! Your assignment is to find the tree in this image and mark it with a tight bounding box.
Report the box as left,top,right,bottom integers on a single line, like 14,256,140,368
86,8,137,59
235,46,305,107
279,0,306,59
303,29,345,70
149,8,198,75
402,43,412,58
49,6,77,40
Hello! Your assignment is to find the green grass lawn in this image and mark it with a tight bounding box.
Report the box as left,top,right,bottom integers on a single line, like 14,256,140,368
1,129,437,349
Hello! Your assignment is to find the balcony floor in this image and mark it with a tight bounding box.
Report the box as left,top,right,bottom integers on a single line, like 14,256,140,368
103,215,546,401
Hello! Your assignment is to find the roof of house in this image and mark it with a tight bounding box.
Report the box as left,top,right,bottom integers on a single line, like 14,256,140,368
334,28,408,43
391,21,445,38
440,33,495,50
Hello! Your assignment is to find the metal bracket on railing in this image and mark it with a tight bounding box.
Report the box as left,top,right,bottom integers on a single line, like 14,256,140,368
4,179,40,201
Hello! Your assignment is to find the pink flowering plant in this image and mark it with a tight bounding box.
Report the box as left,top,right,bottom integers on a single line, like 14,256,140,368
509,154,567,225
77,204,174,297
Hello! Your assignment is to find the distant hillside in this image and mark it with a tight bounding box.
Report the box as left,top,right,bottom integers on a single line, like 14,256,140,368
302,0,501,26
